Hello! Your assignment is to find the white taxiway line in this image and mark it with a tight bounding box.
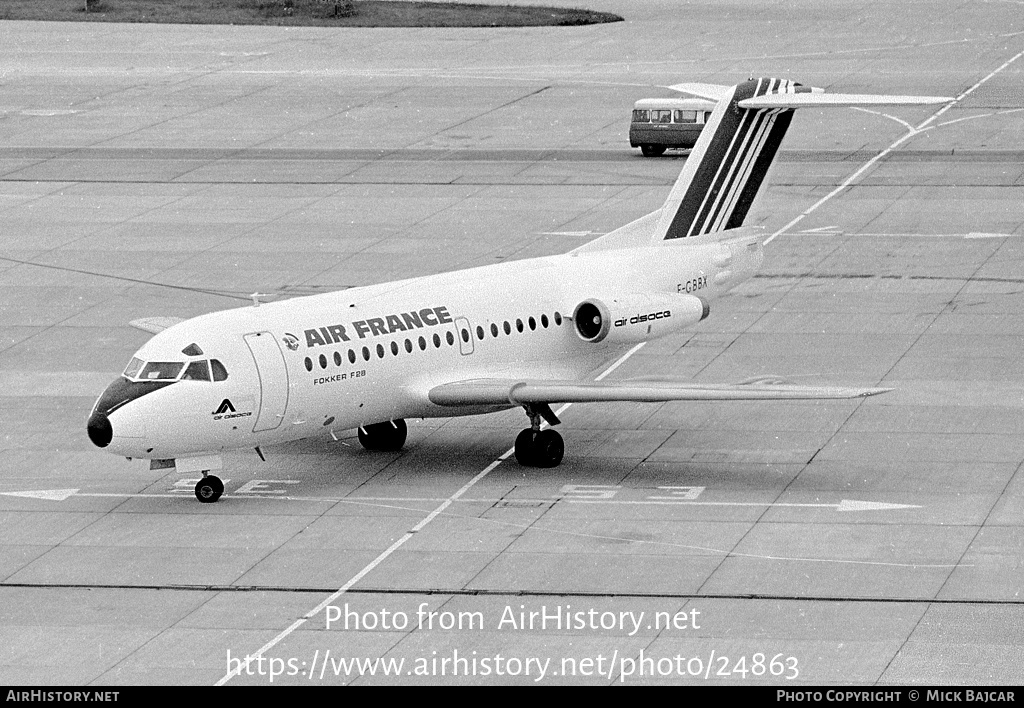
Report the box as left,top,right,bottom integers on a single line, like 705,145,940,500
763,47,1024,246
0,489,918,512
214,342,646,685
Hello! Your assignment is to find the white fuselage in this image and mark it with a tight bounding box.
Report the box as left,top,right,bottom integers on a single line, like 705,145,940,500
90,231,762,461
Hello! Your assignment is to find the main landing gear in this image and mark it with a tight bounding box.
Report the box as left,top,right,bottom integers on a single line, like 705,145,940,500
195,472,224,503
358,419,408,452
514,404,564,468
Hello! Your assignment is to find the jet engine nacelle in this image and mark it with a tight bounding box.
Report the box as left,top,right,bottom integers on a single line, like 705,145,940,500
572,292,710,344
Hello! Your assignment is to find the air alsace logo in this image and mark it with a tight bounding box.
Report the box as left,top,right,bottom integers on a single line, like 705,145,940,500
282,333,300,351
212,399,252,421
303,305,454,348
614,311,671,327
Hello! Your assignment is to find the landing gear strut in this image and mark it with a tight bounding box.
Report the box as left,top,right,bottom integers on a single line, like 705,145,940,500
195,472,224,503
514,404,564,468
358,419,408,451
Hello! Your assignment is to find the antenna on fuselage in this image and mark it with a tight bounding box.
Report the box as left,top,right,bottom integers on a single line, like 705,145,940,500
250,292,267,307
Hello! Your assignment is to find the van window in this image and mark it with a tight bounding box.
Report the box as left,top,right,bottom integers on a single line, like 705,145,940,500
652,110,672,123
674,110,697,123
632,109,650,122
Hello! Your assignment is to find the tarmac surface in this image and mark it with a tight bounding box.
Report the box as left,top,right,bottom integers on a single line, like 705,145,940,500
1,0,1023,685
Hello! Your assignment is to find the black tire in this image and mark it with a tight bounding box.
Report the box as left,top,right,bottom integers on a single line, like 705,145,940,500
357,419,408,451
532,429,564,468
195,475,223,503
514,428,536,466
640,144,666,157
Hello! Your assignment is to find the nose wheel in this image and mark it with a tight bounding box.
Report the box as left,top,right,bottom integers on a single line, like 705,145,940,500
195,474,224,503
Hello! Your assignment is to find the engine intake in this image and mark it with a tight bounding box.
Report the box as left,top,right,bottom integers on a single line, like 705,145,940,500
572,293,709,344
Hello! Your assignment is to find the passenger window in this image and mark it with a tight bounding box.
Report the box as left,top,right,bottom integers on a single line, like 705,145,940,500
334,351,342,366
348,349,356,364
391,341,399,356
304,358,312,372
140,362,184,380
463,328,471,343
123,357,144,379
653,110,672,123
673,110,697,123
632,109,650,122
554,312,562,326
503,321,511,335
376,344,385,359
362,347,370,361
541,314,549,328
433,333,441,348
211,359,228,381
182,361,210,381
476,326,484,341
405,339,413,353
319,354,327,369
516,318,524,333
528,316,536,331
418,336,427,351
446,331,455,346
491,323,499,338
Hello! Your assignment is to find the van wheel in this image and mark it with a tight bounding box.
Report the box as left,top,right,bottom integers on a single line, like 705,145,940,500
640,144,666,157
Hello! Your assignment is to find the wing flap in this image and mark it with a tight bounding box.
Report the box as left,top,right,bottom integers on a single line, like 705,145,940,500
428,378,891,407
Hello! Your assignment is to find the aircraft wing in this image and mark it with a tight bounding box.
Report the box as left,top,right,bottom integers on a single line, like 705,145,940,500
428,377,891,407
129,317,185,334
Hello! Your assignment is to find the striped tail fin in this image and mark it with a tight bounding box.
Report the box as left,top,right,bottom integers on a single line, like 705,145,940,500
654,78,952,241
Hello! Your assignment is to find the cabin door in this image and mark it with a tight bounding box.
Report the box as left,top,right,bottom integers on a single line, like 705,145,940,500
244,331,290,432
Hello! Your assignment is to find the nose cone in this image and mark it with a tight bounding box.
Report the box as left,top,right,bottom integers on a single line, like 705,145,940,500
87,376,171,451
87,410,113,448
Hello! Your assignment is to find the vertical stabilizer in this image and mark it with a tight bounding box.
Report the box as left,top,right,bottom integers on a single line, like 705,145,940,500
657,78,805,240
653,78,951,242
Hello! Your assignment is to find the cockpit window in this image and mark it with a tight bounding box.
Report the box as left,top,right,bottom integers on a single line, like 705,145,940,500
211,359,228,382
182,361,211,381
182,343,204,356
123,357,144,379
139,362,184,380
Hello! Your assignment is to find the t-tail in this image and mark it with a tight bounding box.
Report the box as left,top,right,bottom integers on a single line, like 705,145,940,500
652,77,952,241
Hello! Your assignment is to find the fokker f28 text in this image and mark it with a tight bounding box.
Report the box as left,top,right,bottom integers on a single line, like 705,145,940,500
87,78,951,502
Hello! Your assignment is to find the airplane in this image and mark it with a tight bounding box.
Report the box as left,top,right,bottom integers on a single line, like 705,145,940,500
86,77,952,503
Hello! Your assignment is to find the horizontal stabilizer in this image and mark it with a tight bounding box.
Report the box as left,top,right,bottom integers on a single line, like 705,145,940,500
129,317,185,334
738,93,953,109
666,82,733,101
429,378,891,407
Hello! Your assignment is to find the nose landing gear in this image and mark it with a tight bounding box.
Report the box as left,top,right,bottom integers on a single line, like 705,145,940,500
195,473,224,503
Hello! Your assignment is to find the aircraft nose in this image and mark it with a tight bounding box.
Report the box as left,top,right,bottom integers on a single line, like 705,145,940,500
87,410,113,448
